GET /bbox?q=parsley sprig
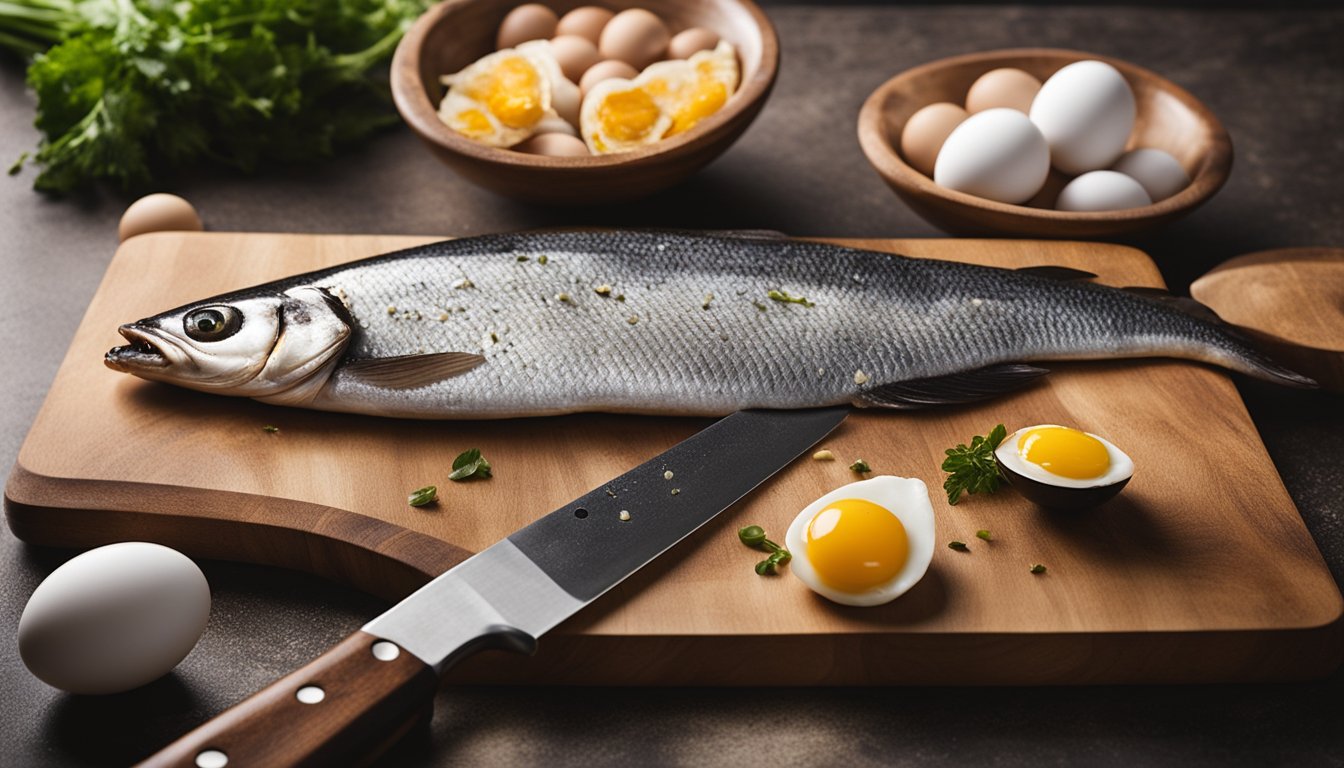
[941,424,1007,506]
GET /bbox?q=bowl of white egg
[858,48,1233,238]
[392,0,778,204]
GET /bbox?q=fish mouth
[105,325,172,371]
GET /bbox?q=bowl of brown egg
[857,48,1233,238]
[392,0,778,204]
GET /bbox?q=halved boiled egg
[784,476,935,607]
[994,424,1134,510]
[580,41,739,155]
[439,40,581,147]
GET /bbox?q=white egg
[1111,148,1191,202]
[580,41,738,155]
[784,476,935,607]
[1029,60,1136,175]
[934,108,1050,204]
[994,425,1134,489]
[438,40,580,147]
[18,542,210,694]
[1056,170,1152,212]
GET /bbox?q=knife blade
[137,407,847,767]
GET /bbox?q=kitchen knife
[137,407,848,767]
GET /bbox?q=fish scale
[106,231,1314,418]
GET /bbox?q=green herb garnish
[537,254,549,265]
[8,152,27,176]
[941,424,1008,506]
[948,541,969,552]
[262,424,279,434]
[1030,563,1047,575]
[449,448,492,481]
[738,525,791,575]
[767,289,815,308]
[408,485,437,507]
[849,459,872,474]
[976,529,992,541]
[3,0,433,194]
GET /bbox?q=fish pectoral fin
[854,364,1050,409]
[1015,265,1098,281]
[341,352,486,389]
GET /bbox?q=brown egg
[555,6,614,44]
[118,194,203,243]
[514,133,591,157]
[550,34,601,83]
[598,8,670,69]
[965,68,1042,114]
[668,27,720,60]
[496,3,558,50]
[898,102,968,178]
[579,59,639,95]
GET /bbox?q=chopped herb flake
[948,541,969,552]
[8,152,27,176]
[449,448,492,481]
[537,254,549,265]
[262,425,279,434]
[739,524,791,575]
[849,459,872,474]
[976,529,992,541]
[752,300,767,312]
[768,289,815,308]
[1030,563,1047,575]
[408,485,438,507]
[555,292,573,304]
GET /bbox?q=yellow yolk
[454,108,493,138]
[1017,426,1111,479]
[667,79,727,137]
[463,56,543,129]
[597,88,662,143]
[805,498,909,593]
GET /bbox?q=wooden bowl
[857,48,1233,238]
[392,0,778,205]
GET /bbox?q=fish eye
[183,306,241,342]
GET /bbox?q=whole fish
[104,230,1312,418]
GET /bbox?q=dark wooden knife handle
[137,631,438,768]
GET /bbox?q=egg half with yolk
[439,40,580,147]
[784,476,935,607]
[580,41,739,155]
[994,424,1134,509]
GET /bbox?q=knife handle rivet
[573,508,589,519]
[195,749,228,768]
[371,641,401,661]
[296,685,325,704]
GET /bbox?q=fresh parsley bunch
[2,0,429,193]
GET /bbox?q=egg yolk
[597,88,662,142]
[464,56,543,129]
[805,499,909,593]
[454,108,493,138]
[667,80,727,137]
[1017,426,1110,479]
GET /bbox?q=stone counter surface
[2,4,1341,766]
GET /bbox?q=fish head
[105,286,352,402]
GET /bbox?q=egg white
[438,40,580,147]
[784,476,935,607]
[994,424,1134,489]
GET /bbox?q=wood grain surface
[6,233,1341,685]
[1191,247,1344,392]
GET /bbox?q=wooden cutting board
[6,233,1341,685]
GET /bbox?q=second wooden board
[7,233,1341,685]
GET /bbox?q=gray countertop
[3,4,1343,766]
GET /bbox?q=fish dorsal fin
[854,364,1050,409]
[342,352,485,389]
[1016,265,1098,281]
[712,229,790,240]
[1121,286,1225,324]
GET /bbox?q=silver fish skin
[104,230,1313,418]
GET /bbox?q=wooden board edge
[4,462,472,603]
[445,624,1344,686]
